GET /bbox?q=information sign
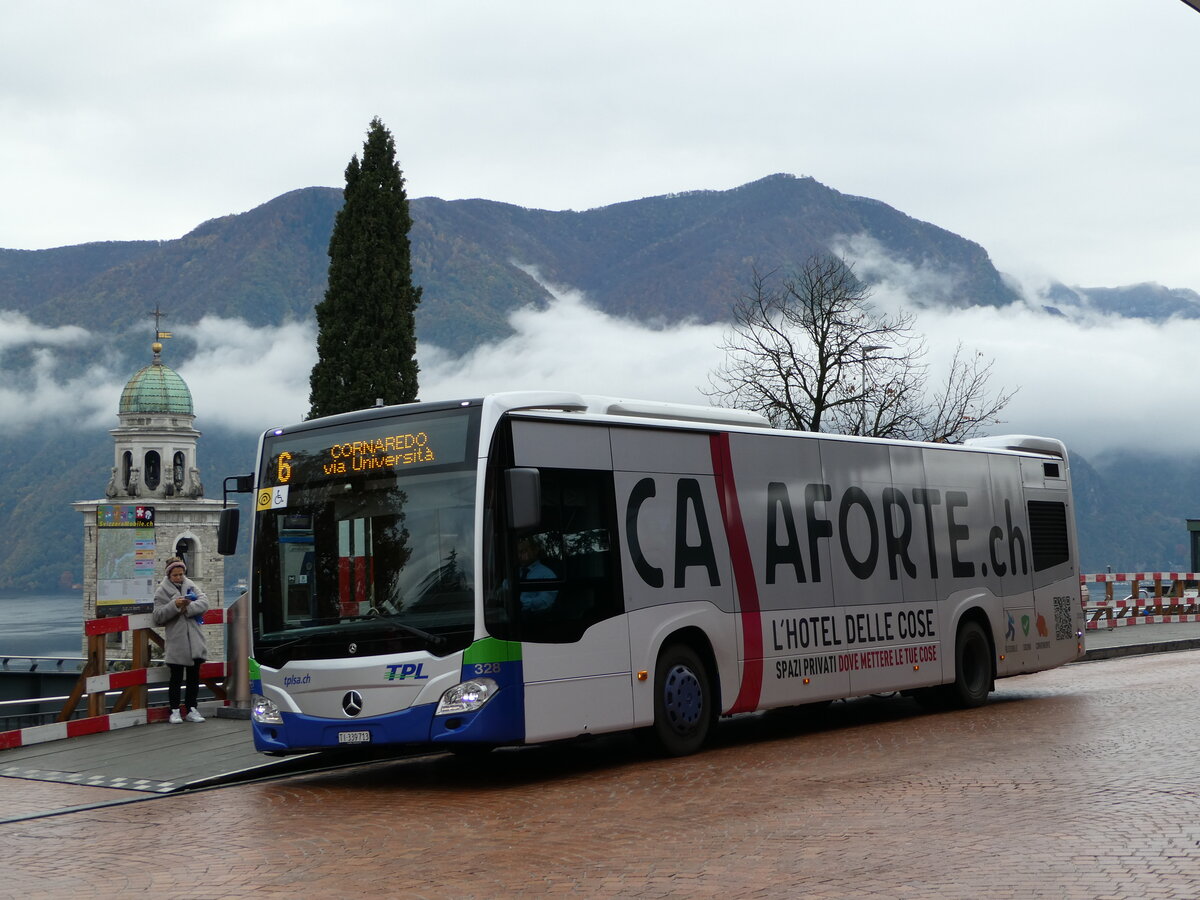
[96,504,157,617]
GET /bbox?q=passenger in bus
[517,537,558,611]
[152,556,210,724]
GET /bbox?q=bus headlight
[251,693,284,725]
[435,678,499,716]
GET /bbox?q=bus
[219,391,1084,757]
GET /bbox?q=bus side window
[519,469,623,643]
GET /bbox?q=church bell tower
[75,315,226,656]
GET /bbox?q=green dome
[119,361,194,415]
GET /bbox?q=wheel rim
[662,663,704,734]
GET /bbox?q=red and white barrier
[1080,572,1200,630]
[84,607,226,636]
[0,606,229,749]
[0,707,172,751]
[1086,613,1200,630]
[84,661,226,695]
[1080,572,1200,583]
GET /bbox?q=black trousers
[168,659,203,710]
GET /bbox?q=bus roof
[481,391,772,430]
[962,434,1067,458]
[275,392,1066,461]
[484,393,1067,459]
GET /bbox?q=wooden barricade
[1080,572,1200,630]
[56,609,228,723]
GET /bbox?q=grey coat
[152,575,210,665]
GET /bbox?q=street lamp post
[858,344,889,435]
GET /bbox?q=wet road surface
[2,647,1199,898]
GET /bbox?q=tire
[945,620,993,709]
[649,644,713,757]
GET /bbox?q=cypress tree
[308,117,421,418]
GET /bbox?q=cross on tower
[150,303,173,341]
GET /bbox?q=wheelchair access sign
[256,485,289,511]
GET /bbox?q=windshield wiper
[377,619,447,650]
[261,634,320,655]
[262,619,446,653]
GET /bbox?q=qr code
[1053,595,1073,640]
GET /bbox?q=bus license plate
[338,730,371,744]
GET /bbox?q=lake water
[0,594,86,658]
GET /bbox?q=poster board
[96,504,156,617]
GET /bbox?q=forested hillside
[0,173,1193,591]
[1,174,1020,357]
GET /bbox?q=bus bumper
[252,683,525,753]
[252,702,437,753]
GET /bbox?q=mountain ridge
[0,173,1195,591]
[2,174,1024,357]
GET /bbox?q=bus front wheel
[648,644,713,757]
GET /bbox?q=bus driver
[516,537,557,611]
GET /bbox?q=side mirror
[218,473,255,556]
[505,467,541,532]
[217,507,240,556]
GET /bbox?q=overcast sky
[4,1,1199,290]
[3,1,1200,459]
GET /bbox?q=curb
[1081,637,1200,662]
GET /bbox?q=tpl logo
[384,663,430,681]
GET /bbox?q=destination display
[262,410,474,492]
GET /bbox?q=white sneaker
[169,709,183,724]
[185,708,206,723]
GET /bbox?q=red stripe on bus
[710,433,763,713]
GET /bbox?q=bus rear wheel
[649,644,713,757]
[946,620,993,708]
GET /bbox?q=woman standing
[152,556,210,724]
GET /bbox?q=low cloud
[179,316,318,431]
[917,303,1199,459]
[0,345,117,431]
[833,233,966,311]
[420,279,725,405]
[0,312,319,435]
[0,312,90,351]
[1,269,1195,460]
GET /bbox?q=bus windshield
[250,406,480,667]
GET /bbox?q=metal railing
[0,684,194,732]
[0,655,86,672]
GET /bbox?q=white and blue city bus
[219,391,1084,757]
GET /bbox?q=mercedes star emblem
[342,691,364,717]
[348,642,358,655]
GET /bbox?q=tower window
[176,538,196,577]
[122,451,133,489]
[145,451,161,491]
[173,452,186,491]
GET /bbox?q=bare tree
[705,255,1015,442]
[911,345,1013,443]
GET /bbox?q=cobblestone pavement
[2,650,1199,899]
